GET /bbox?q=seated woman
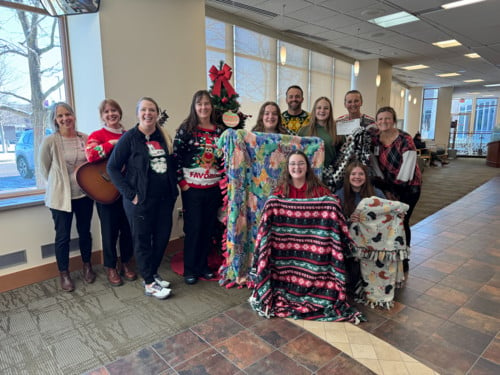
[338,163,408,308]
[273,150,331,198]
[249,150,364,323]
[335,161,385,295]
[413,132,448,166]
[336,161,386,221]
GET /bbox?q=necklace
[61,134,82,168]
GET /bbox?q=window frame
[420,88,439,140]
[0,0,72,206]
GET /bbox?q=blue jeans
[50,196,94,272]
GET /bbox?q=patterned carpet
[0,157,498,374]
[411,157,500,224]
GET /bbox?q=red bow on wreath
[209,63,237,98]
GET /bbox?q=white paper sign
[336,118,361,135]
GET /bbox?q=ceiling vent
[285,30,329,42]
[339,46,372,55]
[208,0,278,18]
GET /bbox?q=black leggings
[394,185,421,272]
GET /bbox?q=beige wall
[355,59,379,117]
[435,87,453,147]
[405,87,424,136]
[390,82,406,120]
[0,0,206,276]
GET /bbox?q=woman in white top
[39,102,95,292]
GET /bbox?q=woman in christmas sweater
[85,99,136,287]
[273,150,332,199]
[107,97,178,300]
[371,106,421,277]
[174,90,224,285]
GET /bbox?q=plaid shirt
[373,130,422,187]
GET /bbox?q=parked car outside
[15,128,52,179]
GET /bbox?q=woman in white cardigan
[39,102,95,292]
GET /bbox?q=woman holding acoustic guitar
[39,102,95,292]
[85,99,136,287]
[107,97,178,300]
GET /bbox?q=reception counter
[486,140,500,167]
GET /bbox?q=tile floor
[86,177,500,375]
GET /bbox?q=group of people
[247,86,421,305]
[40,91,224,299]
[39,85,422,310]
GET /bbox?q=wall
[354,59,379,117]
[376,59,392,109]
[0,0,206,282]
[435,87,453,147]
[405,87,423,136]
[390,82,407,121]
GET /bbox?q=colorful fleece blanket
[350,197,409,308]
[248,196,364,322]
[217,129,324,285]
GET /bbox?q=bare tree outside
[0,0,65,191]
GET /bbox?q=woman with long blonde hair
[298,96,339,190]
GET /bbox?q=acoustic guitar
[76,158,120,204]
[76,109,170,204]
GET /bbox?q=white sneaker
[153,274,171,288]
[144,282,171,300]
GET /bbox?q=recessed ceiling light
[402,64,429,70]
[432,39,462,48]
[464,79,484,83]
[484,83,500,87]
[436,73,461,77]
[369,11,419,28]
[442,0,487,10]
[467,92,481,95]
[464,53,480,58]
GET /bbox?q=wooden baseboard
[0,237,184,293]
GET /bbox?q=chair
[416,148,431,171]
[423,139,449,164]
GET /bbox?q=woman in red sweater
[273,150,331,198]
[85,99,137,286]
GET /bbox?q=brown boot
[106,267,123,286]
[82,262,96,284]
[60,271,75,292]
[121,262,137,281]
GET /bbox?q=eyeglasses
[289,162,306,167]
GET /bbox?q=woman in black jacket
[107,97,178,300]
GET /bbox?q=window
[420,88,438,139]
[474,97,497,146]
[0,0,67,198]
[234,26,275,119]
[277,42,309,110]
[206,17,231,89]
[451,98,472,140]
[310,51,334,105]
[332,60,351,116]
[205,17,349,123]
